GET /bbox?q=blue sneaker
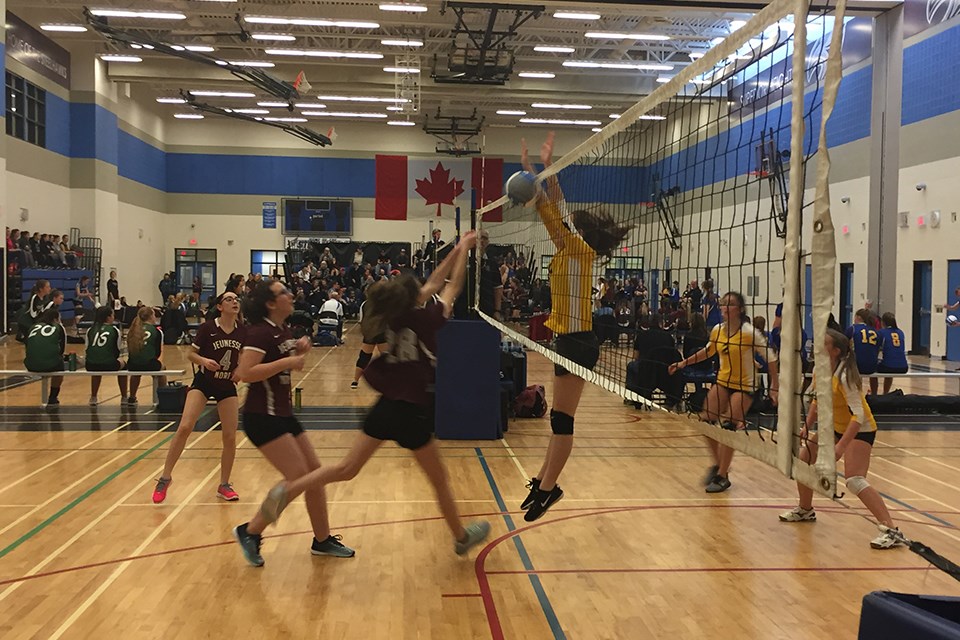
[233,523,264,567]
[455,521,491,555]
[311,534,355,558]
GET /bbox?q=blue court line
[837,472,957,529]
[475,447,566,640]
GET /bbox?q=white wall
[7,173,72,234]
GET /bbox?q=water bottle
[68,353,77,371]
[294,387,302,410]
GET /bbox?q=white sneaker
[779,506,816,522]
[870,526,905,550]
[88,396,98,407]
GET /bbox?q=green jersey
[128,324,163,365]
[24,322,65,372]
[85,323,122,365]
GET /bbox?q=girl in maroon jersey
[152,292,245,504]
[248,232,491,558]
[232,279,353,567]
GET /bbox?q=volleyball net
[475,0,849,497]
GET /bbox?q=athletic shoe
[88,396,98,407]
[311,534,355,558]
[350,381,359,390]
[703,465,719,487]
[870,526,906,550]
[523,485,563,522]
[455,521,492,555]
[778,506,816,522]
[46,398,60,406]
[705,475,732,493]
[520,477,541,510]
[233,523,264,567]
[217,483,240,502]
[720,420,739,431]
[127,396,138,406]
[152,477,172,504]
[258,482,289,524]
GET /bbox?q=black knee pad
[356,350,373,369]
[550,410,574,435]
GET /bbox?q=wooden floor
[1,324,959,639]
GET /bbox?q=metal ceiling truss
[423,107,484,156]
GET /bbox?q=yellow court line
[50,438,250,640]
[0,423,175,539]
[0,421,133,496]
[499,439,531,482]
[0,421,221,606]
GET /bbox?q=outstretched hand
[459,230,478,250]
[539,131,555,167]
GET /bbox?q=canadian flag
[375,155,503,222]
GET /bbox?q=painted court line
[0,421,133,496]
[485,565,937,576]
[499,439,530,481]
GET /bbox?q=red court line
[486,565,934,576]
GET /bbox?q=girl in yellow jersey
[669,292,779,493]
[519,132,632,522]
[779,328,903,549]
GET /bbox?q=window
[252,250,285,277]
[5,72,46,148]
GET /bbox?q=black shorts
[28,362,64,373]
[129,359,162,372]
[86,360,124,372]
[363,331,387,346]
[362,397,433,450]
[834,429,876,446]
[242,413,305,448]
[190,373,238,403]
[554,331,601,376]
[876,363,908,374]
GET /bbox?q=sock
[49,386,60,400]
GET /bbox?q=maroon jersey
[363,302,447,406]
[243,320,297,416]
[193,319,246,389]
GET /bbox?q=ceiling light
[383,66,420,73]
[89,9,186,19]
[591,127,602,132]
[563,60,673,71]
[584,31,671,41]
[264,117,307,123]
[252,33,296,41]
[640,115,667,120]
[656,76,672,83]
[711,37,725,46]
[316,95,407,103]
[609,114,621,119]
[156,97,187,104]
[231,109,270,114]
[380,38,424,47]
[518,72,555,79]
[534,45,576,53]
[100,55,142,62]
[387,120,417,126]
[497,110,526,115]
[553,11,600,20]
[519,118,602,126]
[729,19,747,31]
[245,16,379,28]
[227,61,276,67]
[257,101,288,108]
[379,3,428,12]
[265,49,383,60]
[293,103,330,109]
[189,90,256,97]
[300,111,389,118]
[689,52,705,60]
[174,113,204,119]
[184,45,215,52]
[40,24,87,32]
[531,102,591,110]
[386,105,404,111]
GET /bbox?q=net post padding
[795,0,849,497]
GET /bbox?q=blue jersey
[769,326,810,363]
[878,327,908,369]
[846,323,880,373]
[704,293,722,327]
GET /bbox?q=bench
[0,370,187,406]
[804,371,960,395]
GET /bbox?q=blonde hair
[128,306,155,356]
[826,327,861,390]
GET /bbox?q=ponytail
[91,305,113,335]
[826,327,861,391]
[31,279,49,296]
[128,306,153,356]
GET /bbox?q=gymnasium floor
[0,324,959,639]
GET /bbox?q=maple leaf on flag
[415,162,465,217]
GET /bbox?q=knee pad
[550,410,574,435]
[845,475,870,496]
[356,350,373,369]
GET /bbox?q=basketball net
[293,70,312,96]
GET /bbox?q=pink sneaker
[217,483,240,501]
[152,477,172,504]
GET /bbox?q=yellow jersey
[831,369,877,434]
[537,198,596,335]
[705,322,776,392]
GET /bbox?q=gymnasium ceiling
[8,0,895,145]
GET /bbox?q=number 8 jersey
[193,319,246,390]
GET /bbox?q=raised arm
[419,239,463,304]
[523,133,569,250]
[437,231,478,314]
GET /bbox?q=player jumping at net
[518,132,632,521]
[232,279,354,567]
[669,292,779,493]
[152,292,245,504]
[779,328,904,550]
[250,232,491,556]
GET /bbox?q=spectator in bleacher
[320,246,336,267]
[7,228,27,267]
[127,306,165,406]
[58,234,78,268]
[17,279,51,342]
[107,270,120,307]
[876,312,908,395]
[422,228,444,275]
[396,249,410,269]
[186,293,203,319]
[702,279,721,328]
[353,245,364,266]
[85,306,128,406]
[29,232,42,266]
[318,291,345,344]
[16,229,33,266]
[24,308,66,405]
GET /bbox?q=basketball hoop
[293,71,312,96]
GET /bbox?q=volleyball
[948,314,959,325]
[505,171,538,205]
